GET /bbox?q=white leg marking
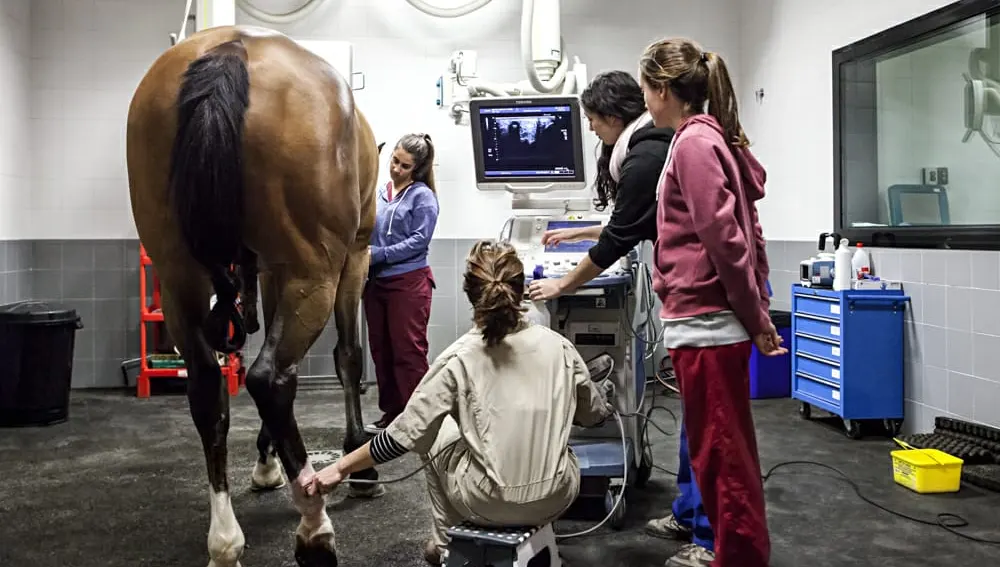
[207,488,245,567]
[251,453,286,490]
[291,461,335,547]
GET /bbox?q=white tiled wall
[28,0,176,240]
[23,0,742,240]
[0,0,30,240]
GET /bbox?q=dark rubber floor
[1,385,999,567]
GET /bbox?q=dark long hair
[580,71,647,210]
[168,39,251,354]
[396,133,437,193]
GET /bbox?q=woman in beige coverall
[308,240,611,565]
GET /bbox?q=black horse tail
[169,39,251,354]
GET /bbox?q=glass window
[837,11,1000,230]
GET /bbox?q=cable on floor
[636,379,1000,545]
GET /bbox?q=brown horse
[127,25,380,567]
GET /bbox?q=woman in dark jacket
[526,71,716,563]
[528,70,672,297]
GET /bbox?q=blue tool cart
[790,284,909,439]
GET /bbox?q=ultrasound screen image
[476,104,577,178]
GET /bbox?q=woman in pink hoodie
[638,38,786,567]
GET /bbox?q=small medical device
[469,96,587,194]
[799,256,836,288]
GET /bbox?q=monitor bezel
[469,95,588,191]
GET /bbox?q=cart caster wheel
[883,418,904,436]
[798,402,812,420]
[604,486,626,530]
[635,453,653,489]
[844,419,862,439]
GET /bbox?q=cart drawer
[795,333,842,364]
[794,372,842,409]
[794,314,842,343]
[793,293,843,320]
[794,354,842,384]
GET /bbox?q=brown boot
[423,539,443,565]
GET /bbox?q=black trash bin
[0,301,83,427]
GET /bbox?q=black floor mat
[897,417,1000,493]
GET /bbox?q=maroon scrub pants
[669,341,770,567]
[363,266,434,422]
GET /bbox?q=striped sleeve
[370,430,410,464]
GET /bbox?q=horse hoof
[294,532,338,567]
[347,483,386,499]
[250,456,286,491]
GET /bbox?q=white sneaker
[665,543,715,567]
[645,513,693,541]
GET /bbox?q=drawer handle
[793,293,837,303]
[795,371,840,389]
[795,312,840,324]
[794,331,840,345]
[797,351,840,366]
[847,296,912,310]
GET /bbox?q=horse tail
[169,39,251,353]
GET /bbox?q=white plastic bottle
[852,243,871,279]
[833,238,853,291]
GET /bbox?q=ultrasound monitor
[470,96,587,192]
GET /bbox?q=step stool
[445,522,561,567]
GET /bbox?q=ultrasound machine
[468,95,656,528]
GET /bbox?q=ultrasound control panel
[507,216,625,279]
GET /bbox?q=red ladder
[137,244,245,398]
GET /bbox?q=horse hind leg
[161,275,245,567]
[244,270,339,566]
[333,246,383,498]
[250,269,286,491]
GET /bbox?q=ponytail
[418,133,437,193]
[463,240,526,347]
[704,53,750,147]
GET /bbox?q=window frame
[833,0,1000,250]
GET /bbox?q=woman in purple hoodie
[364,133,440,435]
[638,38,786,567]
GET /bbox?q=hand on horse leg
[291,460,337,567]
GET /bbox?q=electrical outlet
[937,167,949,185]
[922,167,938,185]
